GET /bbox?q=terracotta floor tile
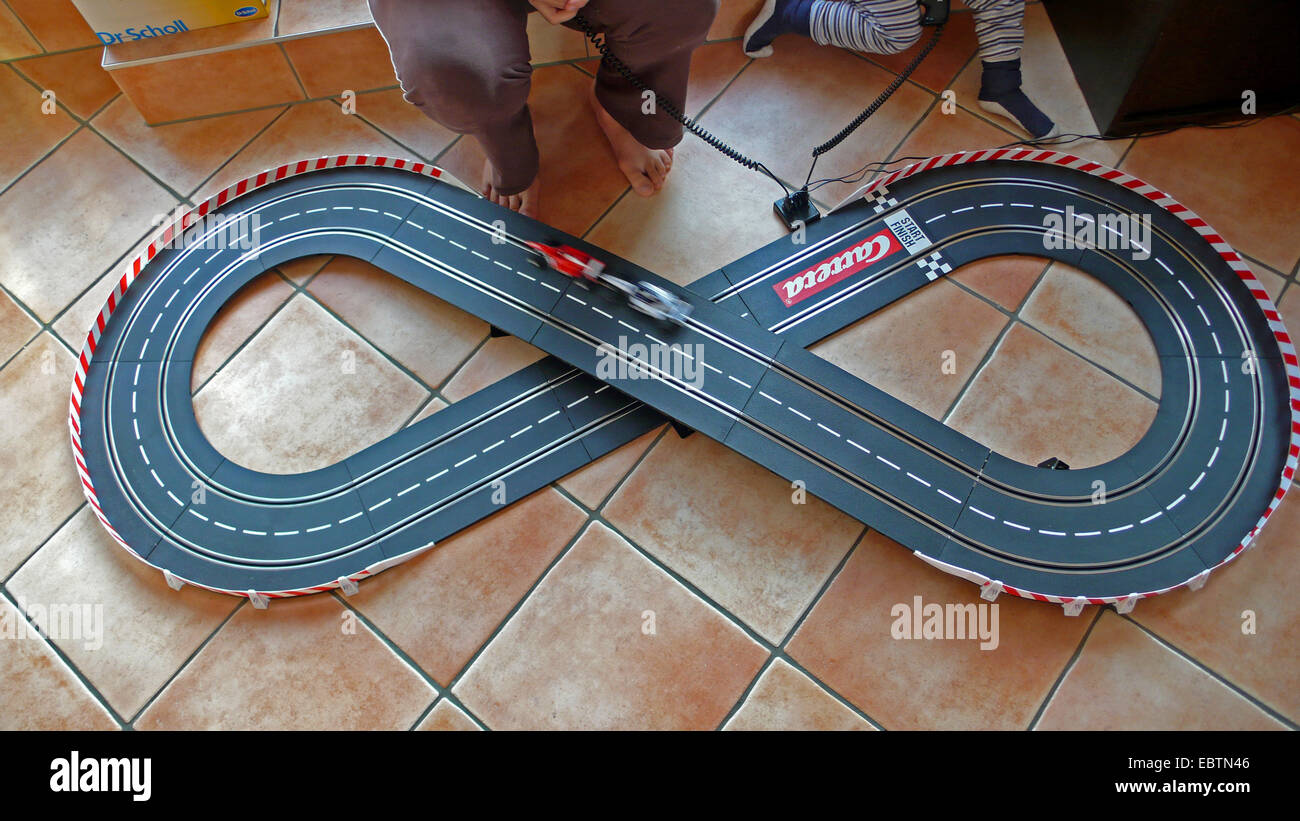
[949,253,1048,311]
[277,0,372,36]
[1120,116,1300,274]
[1129,482,1300,723]
[891,104,1015,167]
[134,594,435,730]
[348,88,457,162]
[191,272,295,389]
[809,279,1010,419]
[723,658,872,731]
[1035,613,1282,730]
[416,699,480,730]
[528,13,587,63]
[193,100,412,202]
[0,334,85,578]
[944,322,1156,468]
[193,295,427,474]
[700,35,934,207]
[408,396,448,424]
[603,432,863,641]
[12,47,118,119]
[283,26,396,98]
[5,0,93,52]
[0,65,77,192]
[52,223,181,351]
[787,530,1091,729]
[7,508,240,718]
[1020,261,1160,396]
[0,128,175,322]
[867,8,979,94]
[436,64,629,237]
[348,489,586,684]
[708,0,763,41]
[685,41,751,117]
[111,43,301,124]
[0,289,39,364]
[92,96,282,197]
[440,335,545,402]
[308,255,488,388]
[584,134,789,283]
[0,598,117,730]
[559,425,665,509]
[949,4,1128,166]
[276,254,332,284]
[0,2,38,58]
[454,521,768,729]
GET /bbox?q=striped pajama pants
[810,0,1025,62]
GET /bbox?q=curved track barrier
[69,151,1298,613]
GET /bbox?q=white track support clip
[1187,569,1211,592]
[163,569,185,591]
[1062,596,1088,617]
[1115,593,1141,615]
[337,576,359,596]
[980,580,1002,602]
[247,590,270,609]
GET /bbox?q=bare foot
[481,158,540,218]
[589,85,673,197]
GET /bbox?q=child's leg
[745,0,921,58]
[368,0,539,199]
[965,0,1056,138]
[577,0,718,195]
[582,0,719,151]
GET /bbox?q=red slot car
[524,241,606,281]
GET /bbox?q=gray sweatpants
[368,0,719,195]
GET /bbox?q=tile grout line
[1024,605,1104,729]
[1,502,87,590]
[124,599,248,727]
[713,525,884,730]
[1118,613,1299,730]
[326,589,493,731]
[426,425,679,726]
[938,259,1054,422]
[548,474,884,729]
[0,582,130,729]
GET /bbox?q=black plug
[774,188,820,231]
[920,0,949,26]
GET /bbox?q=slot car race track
[68,150,1299,612]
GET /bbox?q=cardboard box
[71,1,269,46]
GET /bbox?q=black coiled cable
[803,22,944,186]
[572,13,790,195]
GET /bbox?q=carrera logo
[773,229,903,307]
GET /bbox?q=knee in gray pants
[396,52,533,135]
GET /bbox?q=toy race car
[524,241,606,282]
[525,241,692,325]
[628,281,693,324]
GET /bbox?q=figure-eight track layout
[69,150,1299,614]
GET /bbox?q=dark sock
[978,59,1055,139]
[745,0,815,53]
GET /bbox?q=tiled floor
[1,0,1297,730]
